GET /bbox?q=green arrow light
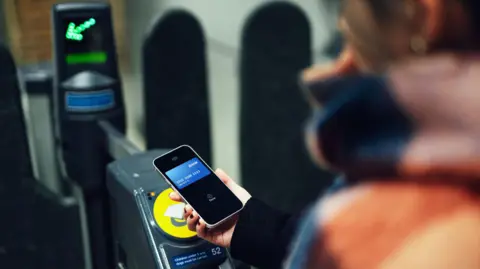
[65,18,96,41]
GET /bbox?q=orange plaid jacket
[285,54,480,269]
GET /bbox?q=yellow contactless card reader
[152,188,197,239]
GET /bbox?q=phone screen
[153,146,243,226]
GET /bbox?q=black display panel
[63,15,108,65]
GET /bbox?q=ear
[301,47,358,84]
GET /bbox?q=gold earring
[410,36,427,54]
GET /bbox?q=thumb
[169,191,183,202]
[215,168,233,184]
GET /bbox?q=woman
[171,0,480,268]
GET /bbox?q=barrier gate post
[51,3,125,268]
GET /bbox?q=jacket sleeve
[229,198,306,269]
[229,177,347,268]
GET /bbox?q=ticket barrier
[106,149,235,269]
[51,2,241,268]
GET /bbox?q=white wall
[123,0,339,182]
[156,0,337,52]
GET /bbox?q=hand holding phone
[153,145,247,229]
[169,168,252,248]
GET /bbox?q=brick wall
[3,0,128,68]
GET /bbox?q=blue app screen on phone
[165,157,211,189]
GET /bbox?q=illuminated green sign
[65,18,96,41]
[66,52,107,64]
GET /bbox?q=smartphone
[153,145,244,228]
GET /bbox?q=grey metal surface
[19,63,63,196]
[107,150,168,195]
[61,71,116,89]
[99,120,143,160]
[24,95,62,194]
[107,150,165,269]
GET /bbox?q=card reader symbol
[206,194,216,202]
